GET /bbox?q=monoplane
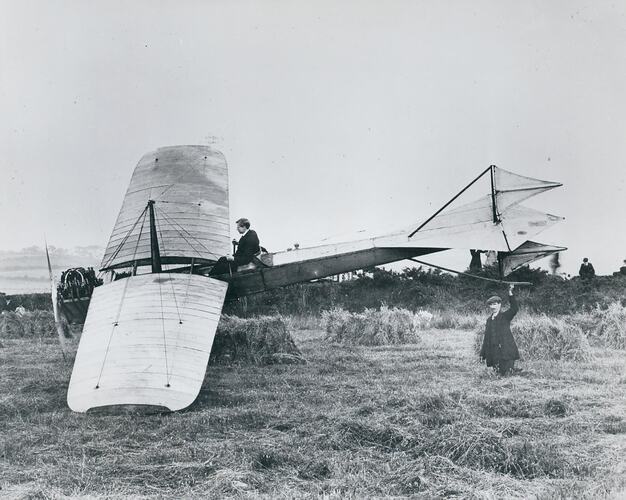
[66,145,565,412]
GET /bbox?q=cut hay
[431,311,481,330]
[322,306,420,345]
[593,302,626,349]
[567,310,602,335]
[333,417,593,480]
[514,316,591,361]
[210,315,305,365]
[414,310,434,329]
[283,314,322,331]
[475,314,591,361]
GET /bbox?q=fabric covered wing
[406,196,563,251]
[67,273,228,412]
[494,167,562,211]
[500,241,567,276]
[101,146,229,270]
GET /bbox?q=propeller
[45,239,69,360]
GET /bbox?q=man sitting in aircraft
[210,218,261,276]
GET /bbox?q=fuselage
[209,231,446,296]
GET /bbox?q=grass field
[1,323,625,499]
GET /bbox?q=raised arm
[501,284,519,320]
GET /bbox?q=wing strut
[101,204,150,271]
[406,258,532,286]
[490,164,499,223]
[148,200,162,273]
[409,165,493,238]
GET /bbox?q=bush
[0,293,52,313]
[210,315,305,365]
[0,311,56,338]
[322,306,420,345]
[9,270,626,318]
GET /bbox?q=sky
[1,0,625,282]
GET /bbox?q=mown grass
[1,322,626,498]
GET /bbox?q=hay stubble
[0,316,625,498]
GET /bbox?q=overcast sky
[1,0,625,277]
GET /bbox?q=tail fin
[499,241,567,276]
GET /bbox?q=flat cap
[486,295,502,305]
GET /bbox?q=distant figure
[548,252,561,276]
[620,260,626,276]
[479,284,519,376]
[484,250,498,267]
[469,250,483,272]
[210,218,260,276]
[579,258,596,280]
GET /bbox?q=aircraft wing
[403,196,563,252]
[68,259,228,412]
[100,145,229,271]
[370,166,566,274]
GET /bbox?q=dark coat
[579,262,595,279]
[234,229,260,266]
[480,295,519,366]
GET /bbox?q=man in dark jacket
[479,284,519,375]
[209,218,260,276]
[231,218,260,267]
[579,258,595,280]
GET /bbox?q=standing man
[579,258,596,280]
[210,218,260,276]
[479,284,520,376]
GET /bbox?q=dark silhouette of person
[579,258,595,280]
[619,260,626,276]
[469,249,483,271]
[480,284,519,375]
[210,218,260,276]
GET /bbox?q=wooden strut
[408,165,493,238]
[490,165,512,255]
[490,164,499,223]
[406,257,533,286]
[148,200,162,273]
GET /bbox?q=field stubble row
[0,309,625,498]
[4,301,625,354]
